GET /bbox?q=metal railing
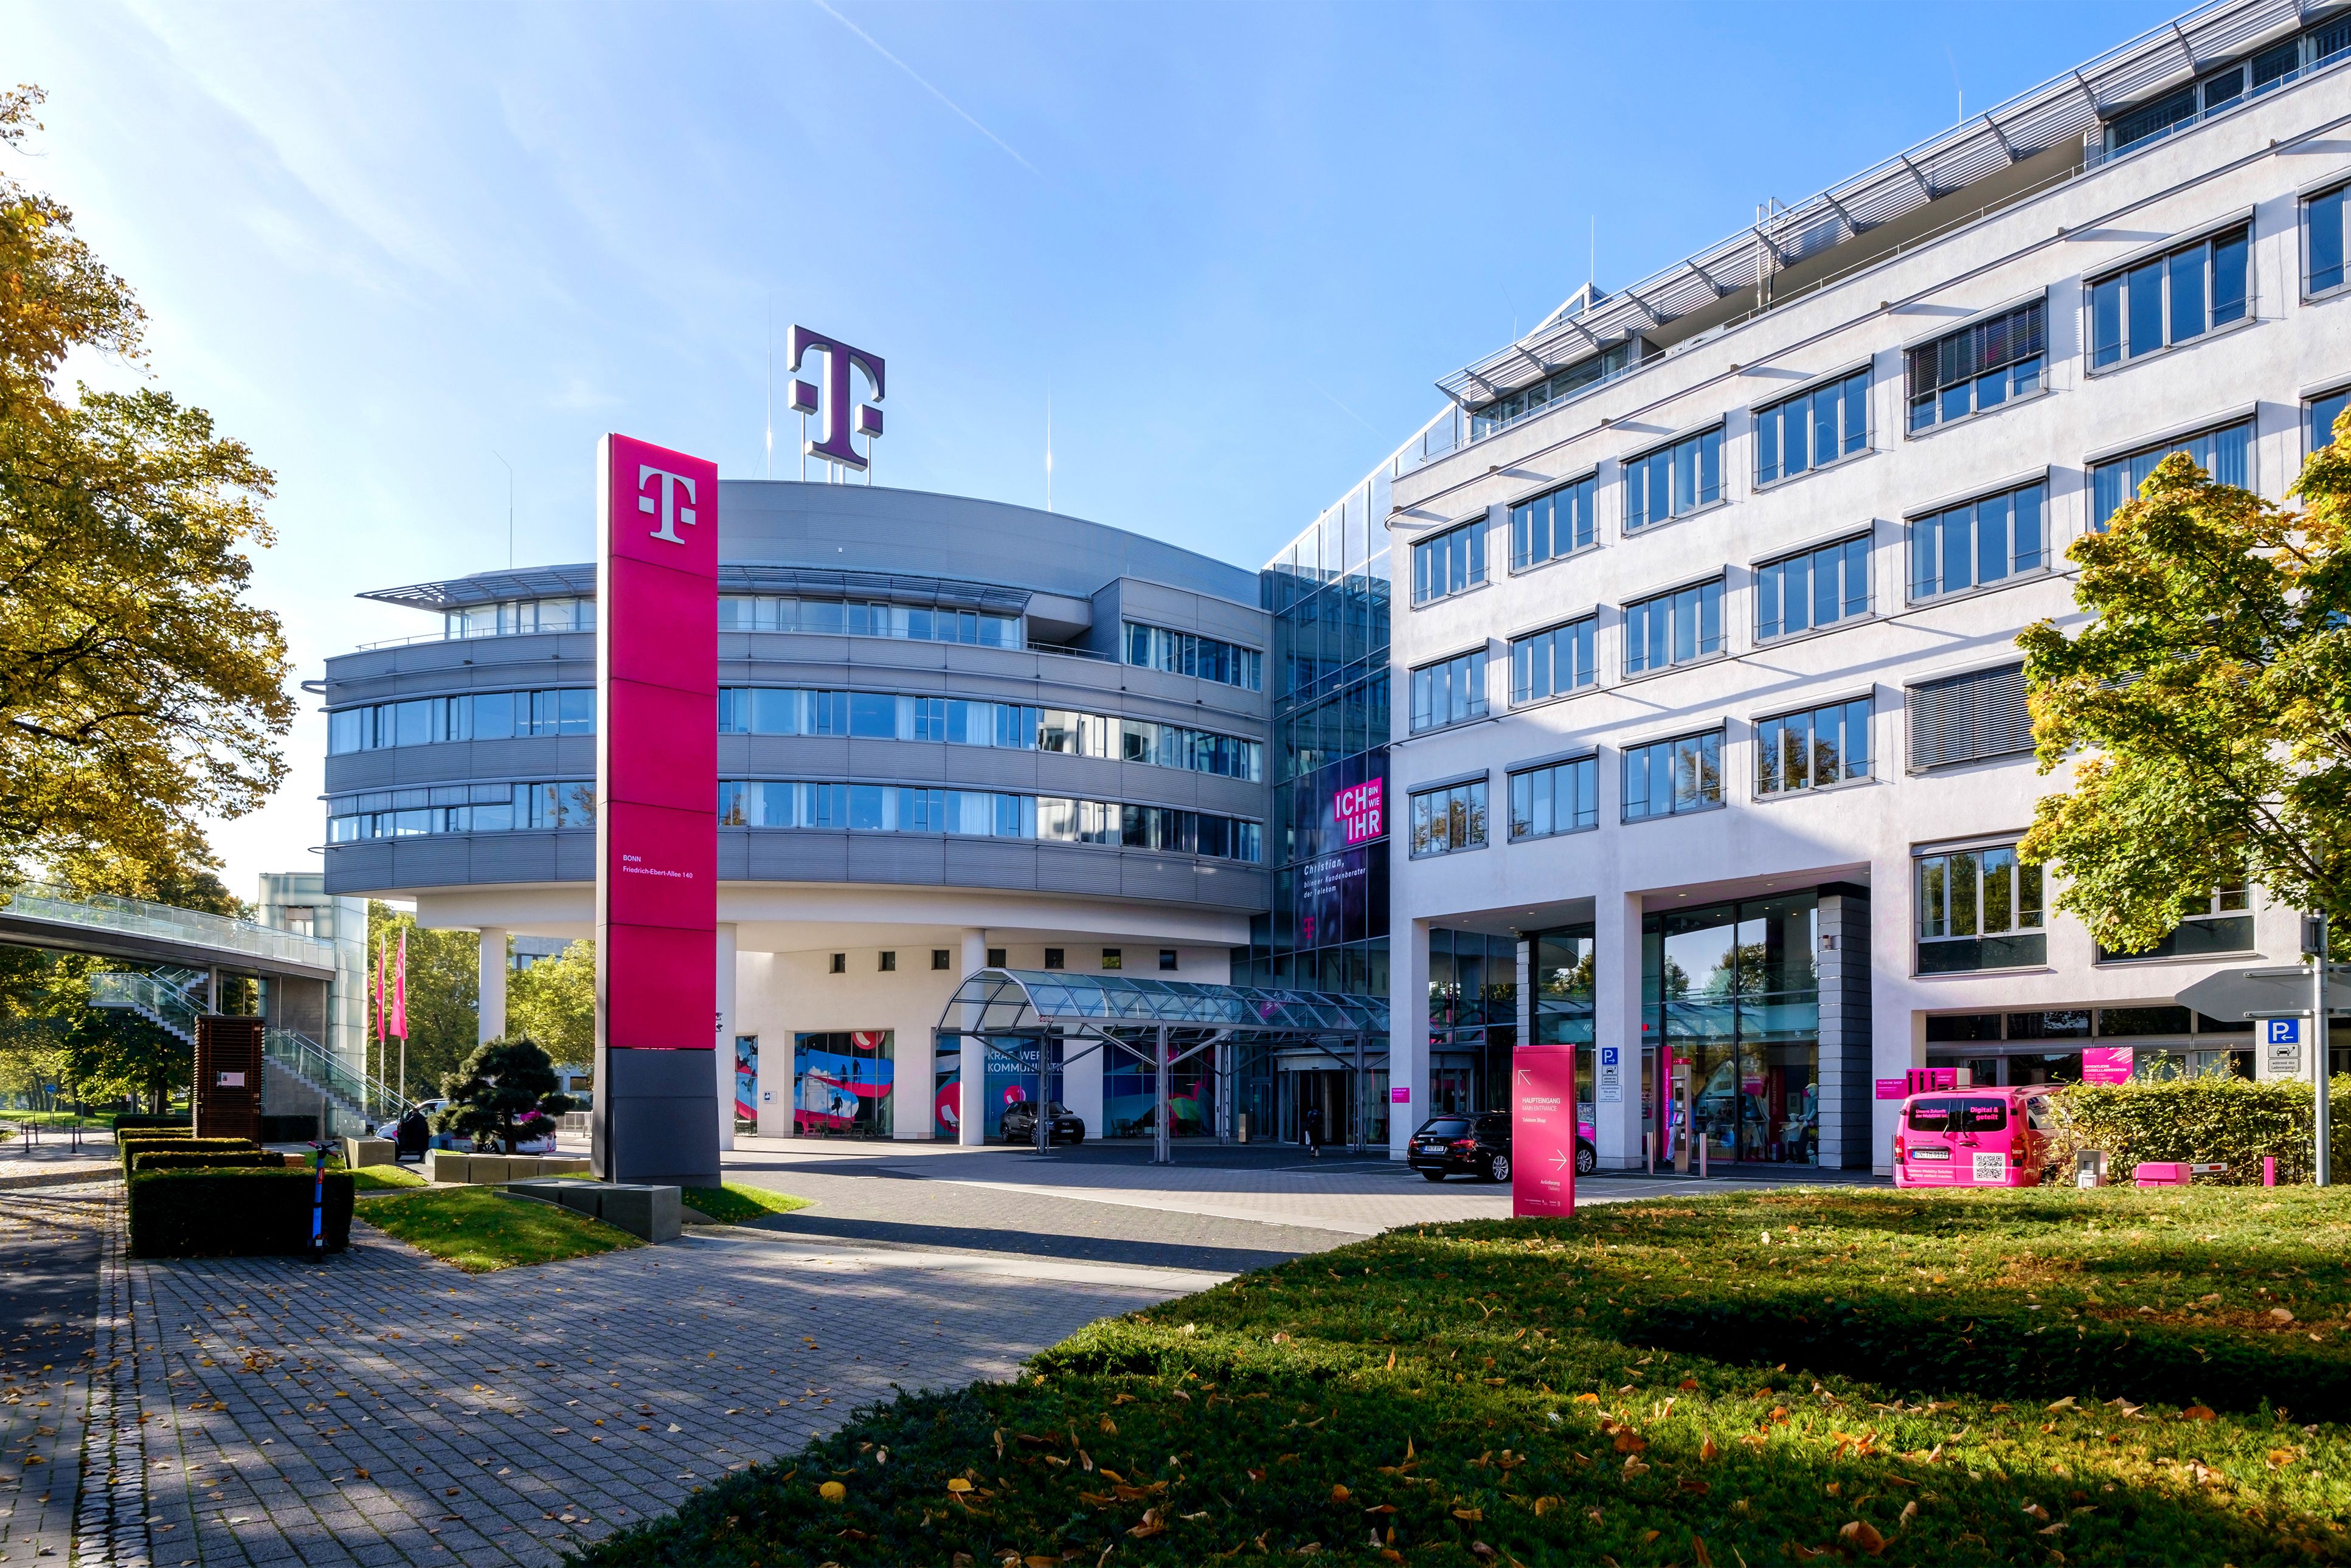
[4,882,339,970]
[88,970,203,1043]
[263,1027,415,1129]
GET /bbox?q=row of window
[2103,13,2350,159]
[328,689,592,754]
[716,688,1261,781]
[442,598,595,640]
[1408,664,2032,857]
[716,781,1262,862]
[719,595,1025,648]
[328,782,594,841]
[1420,184,2351,609]
[1122,621,1264,691]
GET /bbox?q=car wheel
[1419,1169,1447,1183]
[1486,1153,1512,1184]
[1575,1141,1598,1177]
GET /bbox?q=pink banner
[1334,778,1383,846]
[1511,1044,1578,1219]
[596,434,718,1051]
[2082,1046,2133,1085]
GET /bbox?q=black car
[1408,1113,1598,1183]
[1002,1100,1085,1146]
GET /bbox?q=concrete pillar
[477,928,508,1045]
[715,923,738,1152]
[1593,890,1646,1169]
[1065,1029,1104,1138]
[958,929,988,1146]
[1387,917,1430,1161]
[1815,890,1874,1171]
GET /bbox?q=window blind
[1906,300,2045,402]
[1907,664,2032,770]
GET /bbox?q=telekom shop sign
[593,434,721,1184]
[1334,778,1383,846]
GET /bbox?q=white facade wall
[1386,71,2351,1171]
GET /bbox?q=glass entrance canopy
[937,969,1387,1037]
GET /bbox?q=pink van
[1893,1088,2052,1188]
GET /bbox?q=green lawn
[575,1187,2351,1567]
[356,1184,639,1272]
[344,1164,429,1193]
[680,1183,812,1224]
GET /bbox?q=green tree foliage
[2018,420,2351,954]
[65,1002,187,1114]
[0,86,292,901]
[506,938,594,1068]
[435,1037,575,1154]
[365,902,479,1097]
[0,943,82,1109]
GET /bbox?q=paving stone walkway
[0,1186,106,1568]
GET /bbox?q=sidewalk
[0,1125,119,1190]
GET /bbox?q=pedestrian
[1303,1101,1322,1159]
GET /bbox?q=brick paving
[0,1184,108,1568]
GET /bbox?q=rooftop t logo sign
[786,325,885,471]
[637,466,699,544]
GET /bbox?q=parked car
[1409,1113,1598,1183]
[1001,1100,1085,1146]
[1892,1088,2053,1188]
[375,1099,446,1139]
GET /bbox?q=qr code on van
[1972,1152,2008,1183]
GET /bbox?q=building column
[750,953,794,1139]
[1065,1029,1104,1140]
[1387,917,1430,1161]
[477,928,508,1045]
[1814,891,1874,1171]
[1593,890,1646,1170]
[958,929,988,1147]
[715,923,738,1152]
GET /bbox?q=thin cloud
[806,0,1040,177]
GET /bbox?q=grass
[344,1164,429,1193]
[680,1183,813,1224]
[356,1184,639,1273]
[574,1187,2351,1568]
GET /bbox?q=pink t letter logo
[637,466,698,544]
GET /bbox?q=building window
[1908,480,2046,600]
[719,595,1023,648]
[1408,649,1488,733]
[1622,730,1722,822]
[1044,947,1065,970]
[1411,519,1487,605]
[1509,618,1596,705]
[878,951,898,972]
[1756,533,1870,641]
[987,947,1006,968]
[1905,299,2045,433]
[2099,882,2256,962]
[2103,19,2351,161]
[2311,181,2349,297]
[1101,948,1123,970]
[2090,420,2252,529]
[1509,477,1596,571]
[717,781,1260,863]
[1469,339,1646,440]
[441,596,596,640]
[2089,225,2251,371]
[1159,949,1179,972]
[1917,844,2045,973]
[1756,697,1872,795]
[1409,778,1489,858]
[1622,578,1723,675]
[326,688,594,755]
[931,949,952,970]
[1508,756,1598,840]
[2311,387,2350,456]
[1907,664,2031,772]
[325,780,590,842]
[829,953,847,974]
[1121,622,1263,691]
[1756,368,1869,485]
[1623,427,1722,530]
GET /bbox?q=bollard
[2263,1155,2277,1188]
[1644,1130,1653,1176]
[1698,1134,1708,1179]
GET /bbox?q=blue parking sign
[2266,1017,2302,1046]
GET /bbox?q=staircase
[88,967,204,1043]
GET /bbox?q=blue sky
[11,0,2174,894]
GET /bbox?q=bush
[129,1150,287,1173]
[111,1113,191,1133]
[2041,1072,2351,1184]
[126,1169,354,1259]
[118,1135,252,1173]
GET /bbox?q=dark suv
[1408,1113,1512,1183]
[1002,1100,1085,1146]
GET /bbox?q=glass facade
[1428,928,1520,1118]
[1645,894,1821,1164]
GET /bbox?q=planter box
[426,1150,473,1184]
[507,1178,679,1242]
[427,1151,590,1186]
[342,1138,394,1169]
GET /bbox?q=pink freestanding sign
[592,433,721,1186]
[1511,1043,1578,1219]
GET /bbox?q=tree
[435,1037,575,1154]
[2017,422,2351,955]
[365,902,480,1097]
[0,944,84,1110]
[0,86,293,900]
[65,1003,187,1114]
[507,939,594,1068]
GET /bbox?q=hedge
[2040,1072,2351,1184]
[118,1135,252,1174]
[125,1169,355,1258]
[128,1150,288,1173]
[111,1113,191,1133]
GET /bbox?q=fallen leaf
[1613,1431,1646,1454]
[1899,1501,1917,1529]
[1679,1479,1710,1496]
[819,1481,846,1503]
[1700,1437,1718,1462]
[2270,1308,2294,1324]
[1691,1535,1714,1568]
[2022,1503,2051,1522]
[1452,1507,1483,1522]
[2181,1406,2216,1422]
[947,1479,972,1494]
[2046,1397,2077,1412]
[1679,1379,1700,1391]
[1573,1392,1599,1404]
[1331,1484,1350,1504]
[1839,1519,1887,1556]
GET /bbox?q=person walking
[1302,1100,1323,1159]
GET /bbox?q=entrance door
[1284,1068,1348,1148]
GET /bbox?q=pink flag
[392,930,410,1039]
[375,936,387,1044]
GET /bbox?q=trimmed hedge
[2042,1072,2351,1184]
[118,1134,252,1173]
[126,1169,354,1258]
[111,1113,191,1133]
[129,1150,287,1173]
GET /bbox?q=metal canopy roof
[1436,0,2333,409]
[938,969,1387,1037]
[360,564,1033,614]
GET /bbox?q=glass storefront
[931,1032,1061,1141]
[1643,895,1820,1164]
[795,1030,895,1138]
[1532,926,1596,1136]
[1428,928,1518,1117]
